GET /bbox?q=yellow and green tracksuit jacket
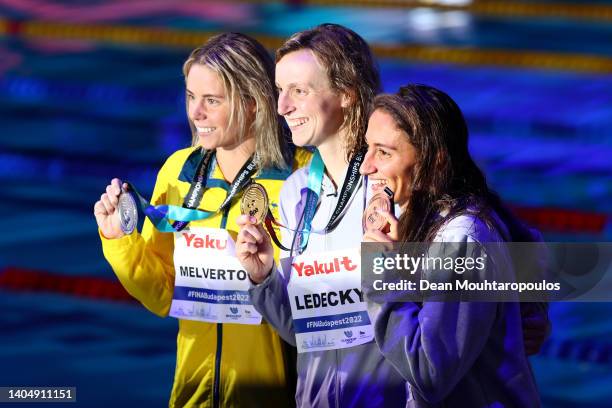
[101,146,311,407]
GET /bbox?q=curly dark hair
[372,84,531,242]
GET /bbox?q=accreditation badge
[169,227,262,324]
[285,248,374,353]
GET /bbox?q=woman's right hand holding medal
[362,189,398,243]
[362,209,399,243]
[94,178,127,239]
[236,215,274,284]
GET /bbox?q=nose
[359,148,376,176]
[190,98,206,121]
[277,90,294,116]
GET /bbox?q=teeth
[372,180,387,185]
[287,118,309,127]
[196,126,216,133]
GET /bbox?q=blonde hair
[183,33,291,169]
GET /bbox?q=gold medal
[362,192,392,232]
[241,183,269,224]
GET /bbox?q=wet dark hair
[277,23,381,160]
[372,84,531,242]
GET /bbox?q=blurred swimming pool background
[1,1,611,406]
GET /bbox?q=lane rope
[1,18,611,73]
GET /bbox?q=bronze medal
[118,190,138,235]
[241,183,269,224]
[362,192,392,232]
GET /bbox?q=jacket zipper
[335,349,340,408]
[213,323,223,408]
[213,206,231,408]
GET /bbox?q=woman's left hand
[362,209,400,243]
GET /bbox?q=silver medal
[118,191,138,235]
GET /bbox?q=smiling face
[275,49,348,149]
[186,64,239,151]
[360,109,419,207]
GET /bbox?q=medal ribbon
[295,149,325,252]
[126,148,258,232]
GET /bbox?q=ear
[433,149,447,173]
[247,97,257,115]
[340,90,355,109]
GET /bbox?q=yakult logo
[292,256,357,277]
[183,232,227,250]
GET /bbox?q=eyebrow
[186,89,224,98]
[276,82,312,89]
[372,142,398,150]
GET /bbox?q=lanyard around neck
[291,149,365,254]
[127,148,258,233]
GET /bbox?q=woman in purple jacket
[361,84,541,407]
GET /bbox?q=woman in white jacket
[236,24,548,408]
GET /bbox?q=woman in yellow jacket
[94,33,309,407]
